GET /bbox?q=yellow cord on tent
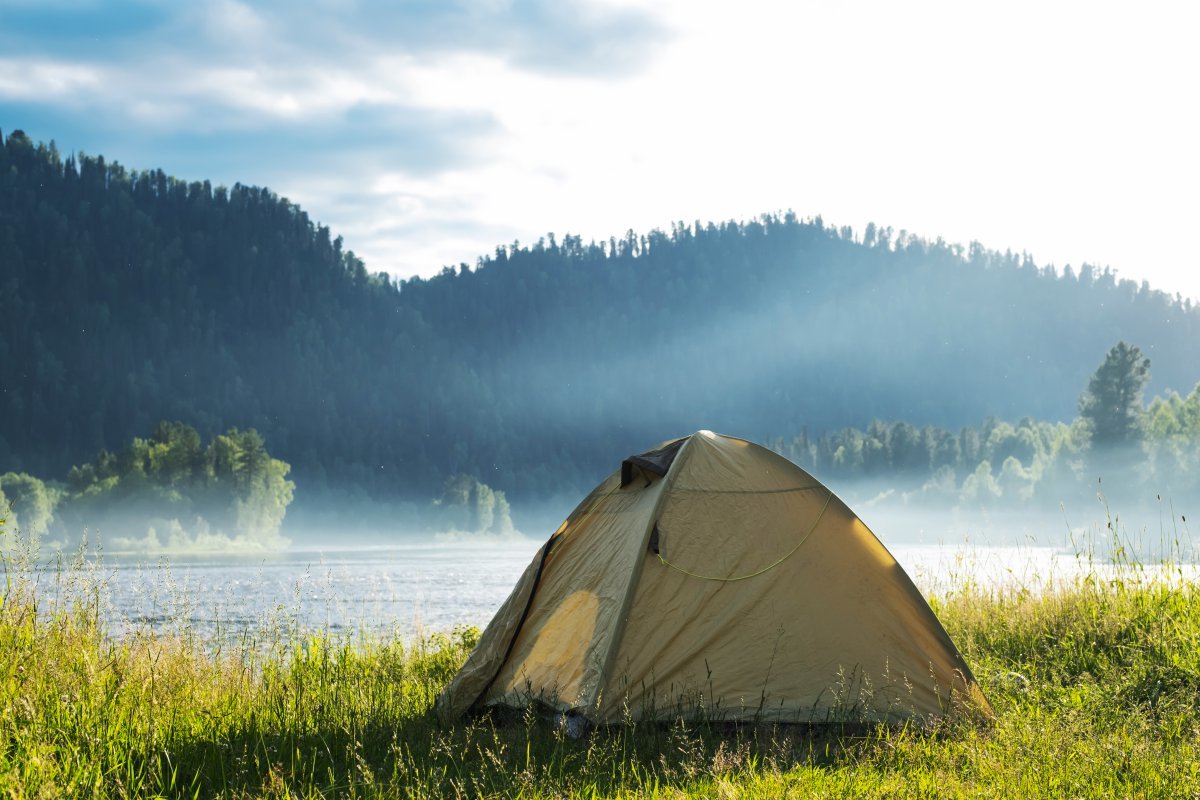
[655,490,833,581]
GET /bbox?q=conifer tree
[1078,342,1151,448]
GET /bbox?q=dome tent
[438,431,991,725]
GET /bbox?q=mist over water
[823,472,1198,550]
[28,437,1197,644]
[62,486,1196,643]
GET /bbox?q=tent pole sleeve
[593,435,696,714]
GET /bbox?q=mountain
[2,129,1198,509]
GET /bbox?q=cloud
[0,59,102,100]
[0,0,665,76]
[0,0,667,158]
[199,0,667,76]
[2,95,499,199]
[0,0,670,276]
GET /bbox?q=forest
[771,341,1200,518]
[2,129,1199,539]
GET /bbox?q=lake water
[86,540,544,641]
[28,537,1196,642]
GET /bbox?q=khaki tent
[438,431,991,725]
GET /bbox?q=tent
[438,431,992,725]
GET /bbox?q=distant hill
[2,129,1198,506]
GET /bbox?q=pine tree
[1078,342,1151,448]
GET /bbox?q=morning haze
[0,131,1197,555]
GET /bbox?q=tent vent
[621,438,686,487]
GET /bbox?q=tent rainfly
[437,431,992,725]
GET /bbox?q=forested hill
[2,129,1198,505]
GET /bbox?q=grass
[1,518,1199,798]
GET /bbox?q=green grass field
[2,522,1198,798]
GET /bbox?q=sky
[2,0,1198,300]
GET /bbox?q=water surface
[41,537,1192,641]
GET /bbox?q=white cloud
[0,59,101,99]
[203,0,270,46]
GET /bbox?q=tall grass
[1,512,1198,798]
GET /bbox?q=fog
[273,472,1197,569]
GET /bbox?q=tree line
[770,342,1199,512]
[3,129,1200,510]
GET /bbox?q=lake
[35,535,1188,643]
[82,540,542,641]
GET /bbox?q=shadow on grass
[147,708,910,797]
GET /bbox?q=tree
[147,421,203,486]
[1078,342,1151,448]
[430,474,514,536]
[54,422,294,547]
[0,473,54,537]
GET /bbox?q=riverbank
[1,539,1197,797]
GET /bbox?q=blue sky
[2,0,1198,300]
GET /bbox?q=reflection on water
[38,537,1198,642]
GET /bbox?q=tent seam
[591,434,697,716]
